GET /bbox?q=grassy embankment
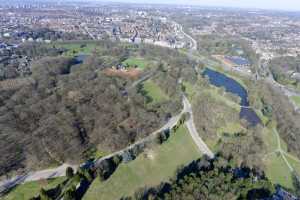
[217,122,245,137]
[184,77,300,190]
[183,81,242,151]
[3,177,66,200]
[122,58,148,70]
[83,125,201,200]
[183,81,241,112]
[143,80,169,105]
[262,124,300,190]
[291,96,300,107]
[51,41,99,56]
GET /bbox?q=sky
[96,0,300,11]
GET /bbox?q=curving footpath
[0,164,77,194]
[0,21,210,194]
[0,95,213,194]
[182,95,214,158]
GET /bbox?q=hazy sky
[98,0,300,11]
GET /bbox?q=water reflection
[203,68,261,126]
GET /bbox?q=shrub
[40,188,52,200]
[64,185,76,200]
[66,167,74,179]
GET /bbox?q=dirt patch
[144,149,156,160]
[103,68,141,80]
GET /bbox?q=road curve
[183,95,214,158]
[0,22,209,194]
[0,95,214,194]
[0,164,76,194]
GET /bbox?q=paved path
[0,164,76,194]
[182,96,214,158]
[94,110,182,167]
[0,21,211,194]
[0,94,213,194]
[95,95,214,167]
[0,111,181,194]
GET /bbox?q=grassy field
[203,87,241,112]
[217,122,245,136]
[261,128,278,153]
[83,125,201,200]
[262,125,300,190]
[264,153,294,190]
[291,96,300,107]
[122,58,148,70]
[183,82,197,101]
[286,154,300,174]
[143,80,169,104]
[52,42,99,56]
[254,109,270,125]
[3,177,66,200]
[262,128,293,189]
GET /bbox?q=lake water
[203,68,261,126]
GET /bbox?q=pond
[203,68,261,126]
[74,54,88,64]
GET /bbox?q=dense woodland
[124,154,275,200]
[0,41,196,177]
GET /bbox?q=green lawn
[204,87,241,112]
[217,122,245,136]
[143,80,169,104]
[262,125,300,190]
[255,109,270,125]
[83,125,201,200]
[3,177,66,200]
[183,82,197,101]
[261,127,278,153]
[286,154,300,175]
[52,42,99,56]
[264,153,294,190]
[122,58,148,70]
[291,96,300,107]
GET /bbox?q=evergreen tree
[66,167,74,179]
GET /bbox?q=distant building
[3,33,10,38]
[225,56,251,68]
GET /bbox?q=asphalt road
[182,95,214,158]
[0,95,214,194]
[0,22,212,194]
[0,164,76,194]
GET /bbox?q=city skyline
[94,0,300,11]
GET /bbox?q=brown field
[103,68,141,80]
